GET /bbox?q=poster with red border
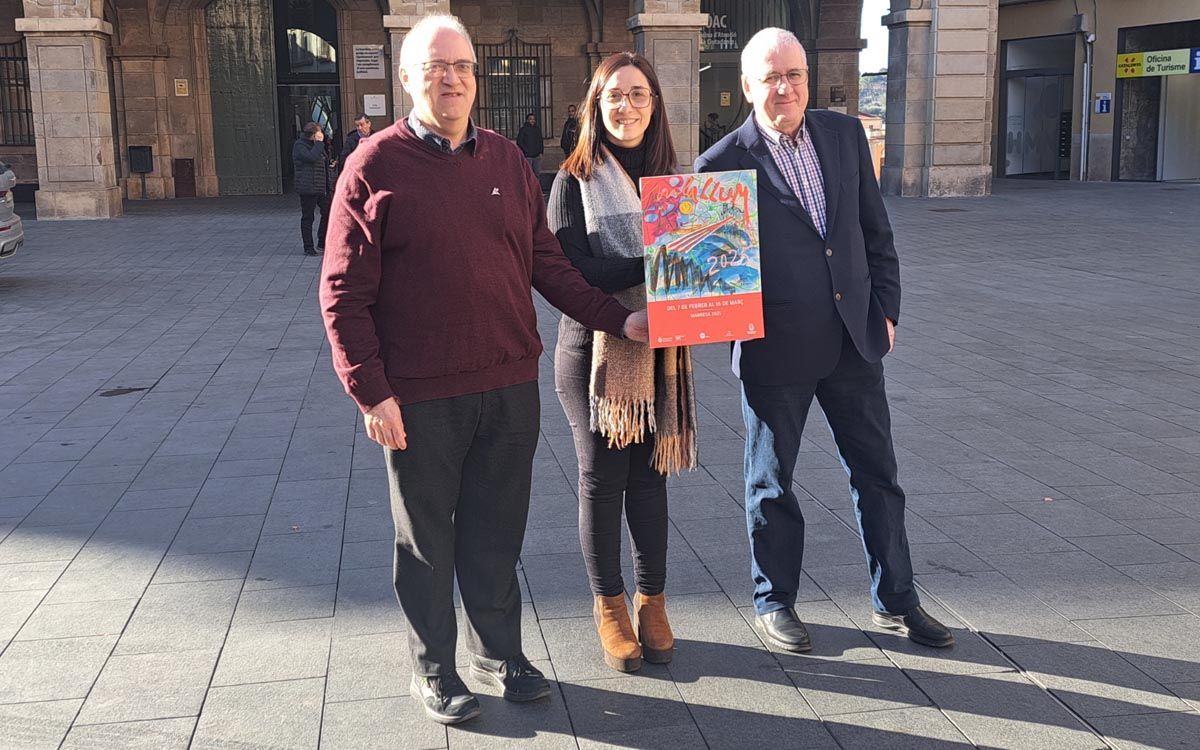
[640,170,764,349]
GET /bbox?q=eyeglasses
[758,69,809,89]
[599,88,654,109]
[420,60,477,79]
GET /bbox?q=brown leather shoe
[633,591,675,664]
[594,594,642,672]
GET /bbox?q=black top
[292,137,332,196]
[516,123,544,157]
[547,137,651,349]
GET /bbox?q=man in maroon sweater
[319,15,648,726]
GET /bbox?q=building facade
[0,0,881,218]
[997,0,1200,183]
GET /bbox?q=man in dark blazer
[695,28,953,651]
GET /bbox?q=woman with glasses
[548,52,697,673]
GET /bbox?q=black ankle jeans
[554,337,668,598]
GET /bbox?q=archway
[204,0,340,195]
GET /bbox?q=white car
[0,161,24,260]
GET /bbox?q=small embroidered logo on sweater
[491,187,501,196]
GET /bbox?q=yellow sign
[1116,53,1143,78]
[1117,48,1192,78]
[173,78,190,96]
[719,91,731,107]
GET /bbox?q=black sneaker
[873,606,955,648]
[303,247,318,256]
[468,654,552,702]
[408,672,481,725]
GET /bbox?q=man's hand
[886,318,895,353]
[623,310,649,342]
[364,398,407,450]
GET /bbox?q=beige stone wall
[338,2,389,139]
[628,0,705,170]
[998,0,1200,182]
[21,28,123,217]
[813,0,863,113]
[881,0,998,198]
[0,0,22,39]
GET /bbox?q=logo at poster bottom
[648,292,764,348]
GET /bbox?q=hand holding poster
[640,170,764,348]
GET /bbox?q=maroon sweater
[319,121,631,412]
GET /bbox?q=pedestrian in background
[293,121,333,256]
[516,112,544,176]
[560,103,580,156]
[341,113,373,163]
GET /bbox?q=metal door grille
[0,39,33,147]
[475,31,552,139]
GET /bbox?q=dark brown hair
[302,121,322,138]
[561,52,678,181]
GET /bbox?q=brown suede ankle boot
[634,592,674,664]
[593,594,642,672]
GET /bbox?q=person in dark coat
[695,28,955,653]
[559,104,579,156]
[515,113,544,176]
[293,121,333,256]
[340,113,373,162]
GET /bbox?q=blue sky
[860,0,889,73]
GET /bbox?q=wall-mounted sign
[719,91,731,107]
[1116,48,1200,78]
[701,12,737,52]
[830,85,846,104]
[1094,92,1111,114]
[363,94,386,117]
[173,78,189,97]
[353,45,386,79]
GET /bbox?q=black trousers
[555,340,668,598]
[299,193,330,251]
[384,381,540,676]
[741,327,918,616]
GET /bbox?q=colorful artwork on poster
[640,169,764,348]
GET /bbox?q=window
[475,32,552,140]
[0,40,33,147]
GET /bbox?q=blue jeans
[740,330,918,616]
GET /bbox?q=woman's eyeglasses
[599,88,654,108]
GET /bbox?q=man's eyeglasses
[758,69,809,89]
[599,88,654,109]
[421,60,477,79]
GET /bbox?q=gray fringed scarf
[577,148,697,475]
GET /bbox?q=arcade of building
[0,0,1195,219]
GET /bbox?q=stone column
[627,1,706,170]
[384,1,451,122]
[881,0,997,198]
[16,11,123,218]
[813,1,866,113]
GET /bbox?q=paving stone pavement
[0,179,1198,749]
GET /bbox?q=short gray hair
[399,14,475,70]
[740,27,805,75]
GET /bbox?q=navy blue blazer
[694,110,901,386]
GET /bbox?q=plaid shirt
[758,118,827,238]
